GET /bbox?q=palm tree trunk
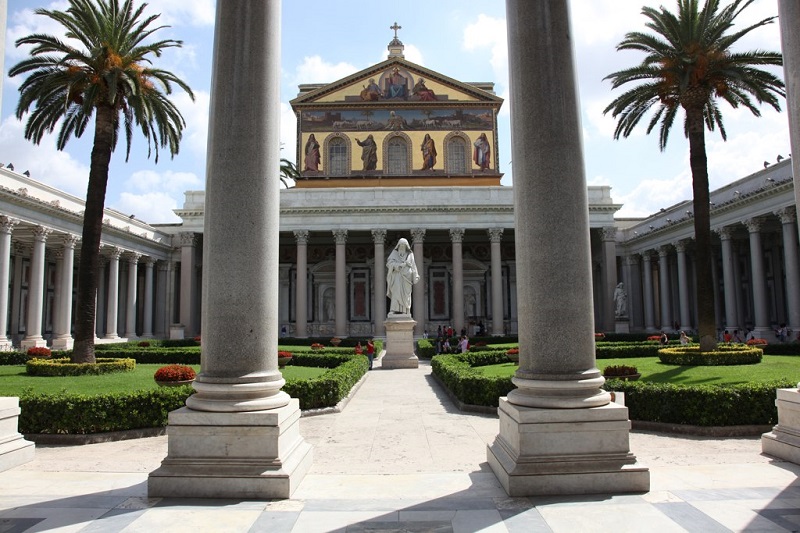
[71,105,115,363]
[686,107,718,351]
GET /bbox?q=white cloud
[173,90,210,158]
[125,169,202,195]
[289,56,359,87]
[614,170,693,218]
[141,0,216,27]
[115,191,183,224]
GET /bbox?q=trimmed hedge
[763,343,800,356]
[26,357,136,376]
[658,345,763,365]
[431,352,790,426]
[605,379,794,426]
[100,348,201,364]
[19,386,192,434]
[595,343,663,359]
[283,354,368,409]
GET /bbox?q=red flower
[154,365,196,382]
[26,347,52,358]
[506,348,519,355]
[311,343,325,350]
[278,351,293,358]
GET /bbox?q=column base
[51,336,74,351]
[382,315,418,369]
[762,388,800,464]
[0,397,35,472]
[487,398,649,496]
[0,339,13,352]
[20,337,47,350]
[148,400,312,499]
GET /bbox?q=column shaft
[411,229,425,335]
[0,218,18,349]
[179,233,196,337]
[658,247,672,330]
[718,228,738,330]
[450,229,464,334]
[778,1,800,223]
[52,235,78,350]
[601,227,618,332]
[676,242,691,330]
[489,228,504,336]
[294,231,308,338]
[142,259,155,338]
[642,252,656,331]
[124,254,140,338]
[334,229,347,338]
[105,248,121,340]
[778,210,800,331]
[746,219,770,336]
[372,229,386,336]
[22,226,51,348]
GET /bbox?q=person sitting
[723,330,732,343]
[659,331,668,345]
[679,331,689,345]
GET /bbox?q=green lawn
[0,364,327,396]
[473,355,800,386]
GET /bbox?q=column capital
[410,228,426,245]
[371,229,387,244]
[293,229,309,245]
[449,228,465,243]
[61,234,80,249]
[0,216,19,234]
[53,248,64,260]
[776,207,797,224]
[487,227,504,243]
[332,229,348,245]
[674,239,690,253]
[641,249,653,262]
[601,226,617,242]
[126,252,142,265]
[144,256,157,267]
[105,247,123,260]
[715,226,734,240]
[624,254,639,266]
[177,232,197,248]
[744,218,763,233]
[657,244,671,257]
[32,225,52,242]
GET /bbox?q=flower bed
[658,345,763,366]
[154,364,196,383]
[26,357,136,377]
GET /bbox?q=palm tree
[280,158,299,188]
[10,0,193,363]
[603,0,784,351]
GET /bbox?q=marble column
[21,226,51,349]
[716,227,738,331]
[601,226,618,332]
[333,229,348,338]
[450,228,464,334]
[104,247,121,340]
[778,1,800,224]
[675,240,691,331]
[488,0,647,496]
[96,257,106,339]
[777,208,800,331]
[9,243,25,340]
[178,232,196,337]
[52,234,78,350]
[0,217,18,350]
[642,251,656,331]
[372,229,387,336]
[294,230,309,338]
[624,255,641,329]
[488,228,504,336]
[411,228,426,336]
[124,253,140,339]
[150,0,311,499]
[141,258,155,339]
[155,261,169,338]
[745,218,770,337]
[657,246,673,331]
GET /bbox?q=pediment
[290,58,503,108]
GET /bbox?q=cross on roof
[390,22,402,39]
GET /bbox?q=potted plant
[746,338,768,348]
[330,337,342,347]
[154,364,196,387]
[594,332,605,341]
[602,364,641,381]
[311,343,325,350]
[278,351,292,368]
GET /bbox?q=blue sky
[0,0,790,223]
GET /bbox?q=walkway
[2,359,800,532]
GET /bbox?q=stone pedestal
[762,388,800,464]
[169,324,185,340]
[382,314,418,369]
[488,399,649,496]
[615,318,630,334]
[149,401,312,499]
[0,397,35,472]
[51,337,74,351]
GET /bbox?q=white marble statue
[386,238,419,314]
[614,282,627,318]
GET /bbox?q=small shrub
[154,364,196,382]
[137,341,151,347]
[26,347,51,358]
[602,364,638,376]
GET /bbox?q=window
[328,137,348,175]
[446,136,468,174]
[387,137,408,175]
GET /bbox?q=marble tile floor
[2,360,800,532]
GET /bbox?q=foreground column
[487,0,648,496]
[779,1,800,223]
[149,0,311,499]
[777,209,800,331]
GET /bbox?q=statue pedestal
[382,314,418,369]
[615,317,630,334]
[762,389,800,464]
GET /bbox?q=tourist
[723,330,732,343]
[355,342,363,355]
[443,338,451,353]
[659,331,668,345]
[776,323,788,343]
[745,328,755,341]
[366,339,375,370]
[437,325,443,338]
[733,329,744,343]
[459,336,469,353]
[679,331,689,345]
